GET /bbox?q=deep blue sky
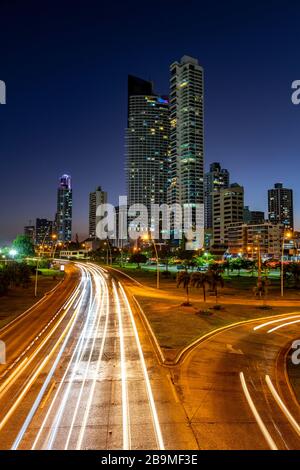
[0,0,299,243]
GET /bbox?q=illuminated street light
[281,229,292,297]
[9,249,17,258]
[142,233,160,289]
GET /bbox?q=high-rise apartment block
[212,183,244,245]
[268,183,293,229]
[89,186,107,239]
[204,162,230,229]
[55,174,72,242]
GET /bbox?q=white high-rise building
[89,186,107,239]
[168,56,204,235]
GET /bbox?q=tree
[12,235,35,258]
[207,270,224,304]
[177,271,191,306]
[190,272,210,302]
[129,253,147,269]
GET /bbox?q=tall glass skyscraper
[126,75,170,233]
[168,56,204,231]
[55,174,72,242]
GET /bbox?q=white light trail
[75,266,110,450]
[267,319,300,334]
[239,371,278,450]
[113,281,130,451]
[11,267,89,449]
[265,375,300,437]
[118,282,165,450]
[253,315,300,332]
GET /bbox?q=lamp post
[34,228,53,297]
[143,232,159,289]
[281,229,292,297]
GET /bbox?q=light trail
[113,280,130,450]
[265,375,300,437]
[64,267,105,449]
[239,372,278,450]
[267,319,300,334]
[11,267,90,449]
[75,266,110,450]
[118,282,165,450]
[253,314,300,331]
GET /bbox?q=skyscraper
[126,75,169,232]
[212,184,244,245]
[55,174,72,242]
[24,224,35,244]
[268,183,294,229]
[168,55,204,233]
[89,186,107,239]
[204,162,230,229]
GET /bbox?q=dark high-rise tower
[126,75,169,232]
[268,183,294,229]
[204,162,230,229]
[55,174,72,242]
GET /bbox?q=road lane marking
[267,319,300,334]
[239,372,278,450]
[118,282,165,450]
[265,375,300,437]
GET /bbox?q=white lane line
[113,281,130,451]
[75,266,110,450]
[267,319,300,334]
[265,375,300,437]
[253,315,300,332]
[118,282,165,450]
[239,372,278,450]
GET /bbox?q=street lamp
[281,229,292,297]
[143,232,159,289]
[9,249,17,258]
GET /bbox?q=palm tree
[190,272,210,302]
[177,271,191,306]
[207,270,224,304]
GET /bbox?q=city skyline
[1,1,300,243]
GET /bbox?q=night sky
[0,0,299,243]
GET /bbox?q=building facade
[243,206,265,225]
[126,75,170,234]
[89,186,107,239]
[268,183,293,229]
[212,184,244,246]
[204,162,230,229]
[227,222,283,259]
[24,225,35,244]
[55,174,72,242]
[168,55,204,236]
[35,218,53,245]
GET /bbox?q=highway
[0,262,184,450]
[175,311,300,450]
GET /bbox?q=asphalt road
[174,311,300,450]
[0,262,196,450]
